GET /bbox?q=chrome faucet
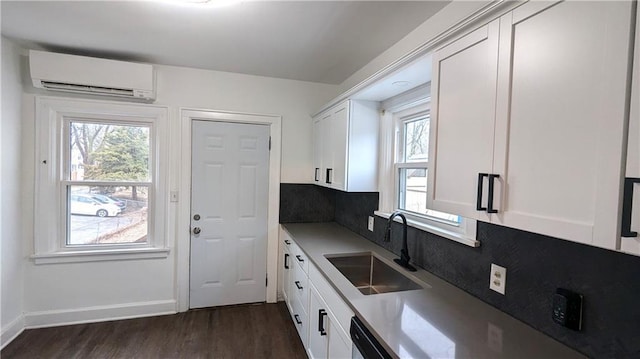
[384,211,417,272]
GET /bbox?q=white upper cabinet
[621,3,640,256]
[428,19,500,222]
[313,100,379,192]
[429,0,636,249]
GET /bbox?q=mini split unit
[29,50,156,101]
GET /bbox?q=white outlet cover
[489,263,506,295]
[368,216,374,231]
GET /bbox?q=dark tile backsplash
[279,183,640,358]
[279,183,335,223]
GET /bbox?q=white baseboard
[24,300,177,329]
[1,315,25,350]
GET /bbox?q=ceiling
[1,1,449,85]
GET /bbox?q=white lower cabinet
[308,284,351,359]
[282,242,291,306]
[291,293,309,348]
[281,229,354,358]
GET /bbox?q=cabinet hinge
[268,136,271,151]
[266,274,268,287]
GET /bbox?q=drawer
[309,261,354,338]
[281,229,309,274]
[282,229,294,251]
[291,293,309,347]
[292,260,309,313]
[291,243,309,274]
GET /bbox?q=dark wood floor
[1,302,307,359]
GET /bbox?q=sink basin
[325,253,423,295]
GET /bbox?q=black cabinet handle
[487,174,500,214]
[294,314,302,325]
[476,173,488,211]
[314,168,320,182]
[284,240,290,245]
[295,281,303,290]
[326,168,332,184]
[622,177,640,237]
[318,309,327,336]
[284,253,289,269]
[296,255,304,262]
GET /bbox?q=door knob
[193,227,201,235]
[193,214,201,221]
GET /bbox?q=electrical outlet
[489,263,506,295]
[368,216,374,231]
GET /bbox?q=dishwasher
[350,316,392,359]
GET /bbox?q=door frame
[177,108,282,311]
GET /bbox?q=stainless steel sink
[325,253,424,295]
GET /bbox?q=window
[34,97,169,263]
[65,121,150,245]
[377,95,477,247]
[395,112,460,225]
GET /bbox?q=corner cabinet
[312,100,379,192]
[280,229,353,358]
[428,0,636,249]
[621,2,640,256]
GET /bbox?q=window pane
[398,168,427,213]
[69,122,150,182]
[403,118,430,162]
[398,168,460,224]
[67,185,149,245]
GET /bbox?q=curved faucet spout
[385,211,417,272]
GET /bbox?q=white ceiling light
[158,0,242,8]
[392,81,412,87]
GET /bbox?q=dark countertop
[282,222,585,359]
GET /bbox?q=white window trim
[377,85,479,248]
[33,97,171,264]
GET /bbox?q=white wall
[18,55,338,327]
[337,1,492,97]
[1,37,25,347]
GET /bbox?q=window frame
[376,93,478,247]
[33,97,170,264]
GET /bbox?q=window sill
[374,211,480,248]
[31,247,171,265]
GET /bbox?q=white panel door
[427,20,500,220]
[190,120,270,308]
[493,1,634,247]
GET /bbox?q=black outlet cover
[552,288,583,331]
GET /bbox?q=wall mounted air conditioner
[29,50,156,101]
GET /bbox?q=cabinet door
[493,1,634,248]
[282,245,291,306]
[312,114,324,185]
[320,112,333,187]
[427,19,500,221]
[327,319,351,359]
[308,285,329,359]
[312,116,322,184]
[621,3,640,255]
[329,102,349,191]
